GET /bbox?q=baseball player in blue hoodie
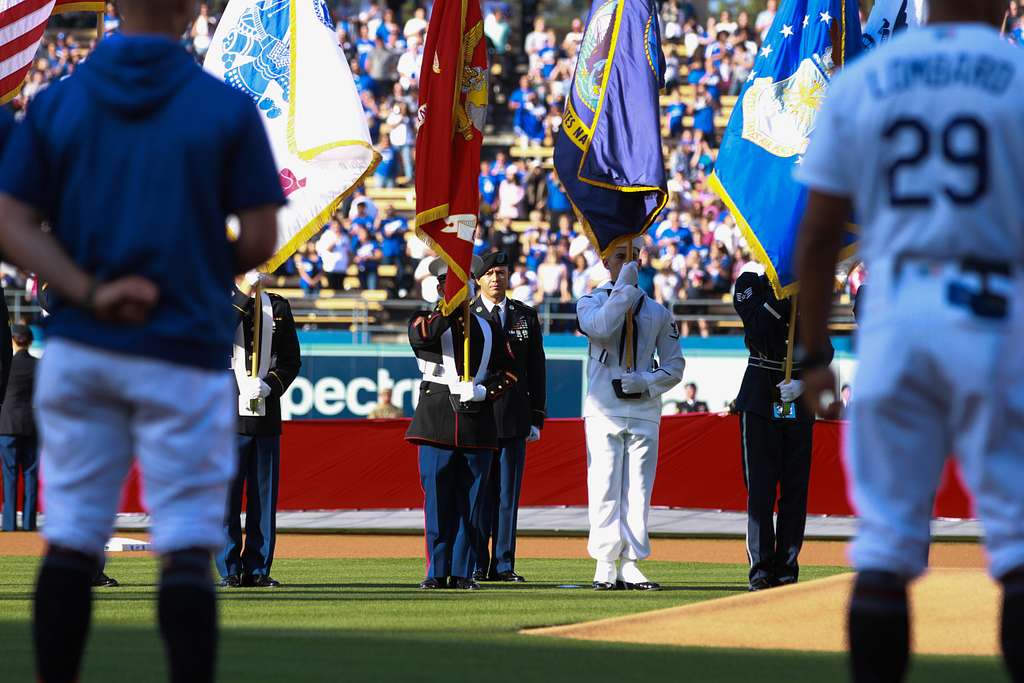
[0,2,285,682]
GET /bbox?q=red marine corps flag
[414,0,488,315]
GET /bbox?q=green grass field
[0,556,1007,682]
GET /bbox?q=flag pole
[462,296,471,381]
[784,293,798,383]
[96,11,104,42]
[624,242,635,373]
[249,277,263,413]
[782,293,799,416]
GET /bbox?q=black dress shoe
[616,580,661,591]
[776,576,798,587]
[472,569,488,582]
[251,575,281,588]
[749,577,773,592]
[593,581,616,591]
[419,577,445,589]
[218,575,241,588]
[92,573,119,588]
[451,577,481,590]
[492,571,525,583]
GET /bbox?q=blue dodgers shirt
[0,35,285,370]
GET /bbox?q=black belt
[897,255,1013,278]
[747,357,801,371]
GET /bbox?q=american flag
[1,0,103,103]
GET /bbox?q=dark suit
[470,296,545,576]
[733,272,834,585]
[0,349,37,531]
[677,399,709,414]
[406,306,517,580]
[217,289,301,581]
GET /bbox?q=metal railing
[290,295,857,342]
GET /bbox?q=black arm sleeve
[266,298,301,400]
[408,309,453,350]
[733,272,791,355]
[0,290,11,402]
[527,310,546,429]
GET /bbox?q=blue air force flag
[863,0,925,50]
[709,0,861,298]
[553,0,667,257]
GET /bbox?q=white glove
[616,261,639,287]
[619,372,648,395]
[244,270,262,287]
[527,426,541,443]
[777,379,805,403]
[454,381,487,403]
[242,377,271,401]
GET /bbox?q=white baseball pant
[850,262,1024,580]
[585,413,660,562]
[36,339,236,556]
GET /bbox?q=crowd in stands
[5,1,1024,333]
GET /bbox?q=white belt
[419,316,492,387]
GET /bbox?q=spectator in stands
[368,385,403,419]
[497,166,526,220]
[524,17,548,60]
[191,3,215,59]
[484,5,512,54]
[654,261,681,310]
[317,220,352,290]
[354,226,382,290]
[492,219,521,264]
[479,160,499,217]
[386,102,414,179]
[524,161,547,214]
[535,249,570,304]
[103,2,121,35]
[403,6,428,41]
[547,169,571,226]
[756,0,778,41]
[297,242,323,296]
[509,261,537,303]
[375,137,397,188]
[395,37,422,92]
[378,205,408,291]
[366,36,399,98]
[677,383,710,414]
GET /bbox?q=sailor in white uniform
[576,239,685,590]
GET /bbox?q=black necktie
[490,305,502,327]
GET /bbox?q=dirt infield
[0,532,988,568]
[526,568,1000,657]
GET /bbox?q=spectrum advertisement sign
[281,341,586,420]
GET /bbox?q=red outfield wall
[0,415,972,518]
[104,414,971,518]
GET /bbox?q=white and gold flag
[205,0,379,272]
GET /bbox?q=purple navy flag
[553,0,667,257]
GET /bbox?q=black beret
[474,251,510,278]
[11,324,33,344]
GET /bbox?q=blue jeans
[0,435,38,531]
[477,438,527,574]
[419,445,493,579]
[217,435,280,578]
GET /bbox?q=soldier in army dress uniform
[469,251,546,583]
[406,257,518,590]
